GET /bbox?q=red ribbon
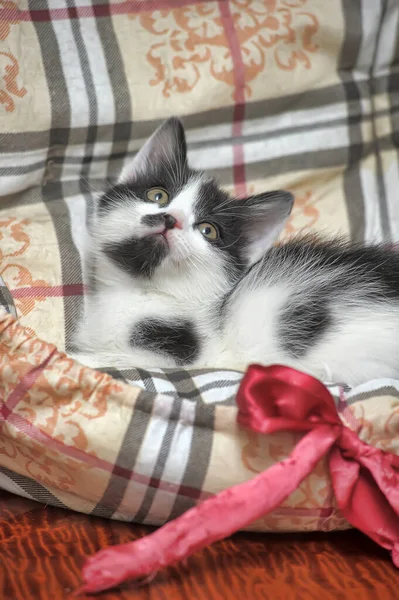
[79,365,399,594]
[237,364,399,566]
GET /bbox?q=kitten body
[75,118,399,386]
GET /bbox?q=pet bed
[1,0,399,566]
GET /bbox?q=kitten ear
[119,117,187,183]
[242,191,294,265]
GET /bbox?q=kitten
[75,117,399,386]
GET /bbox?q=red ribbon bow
[80,365,399,594]
[238,365,399,565]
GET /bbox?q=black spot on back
[271,238,399,300]
[279,300,332,358]
[130,319,200,365]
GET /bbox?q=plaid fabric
[102,366,244,404]
[105,364,352,405]
[0,0,399,530]
[1,309,399,532]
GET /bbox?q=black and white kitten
[75,117,399,385]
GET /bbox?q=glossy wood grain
[0,490,398,599]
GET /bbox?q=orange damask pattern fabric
[0,1,26,113]
[129,1,320,98]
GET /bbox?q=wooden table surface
[0,490,398,599]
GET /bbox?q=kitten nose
[163,214,178,230]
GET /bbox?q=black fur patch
[279,300,332,358]
[103,236,168,278]
[141,213,167,227]
[130,319,200,364]
[141,213,177,229]
[325,243,399,299]
[194,181,294,277]
[272,239,399,300]
[193,180,251,275]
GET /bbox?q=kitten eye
[197,222,219,241]
[146,187,169,207]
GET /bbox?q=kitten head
[95,117,293,281]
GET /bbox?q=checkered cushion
[0,0,398,531]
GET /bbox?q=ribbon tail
[330,446,399,566]
[80,425,337,594]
